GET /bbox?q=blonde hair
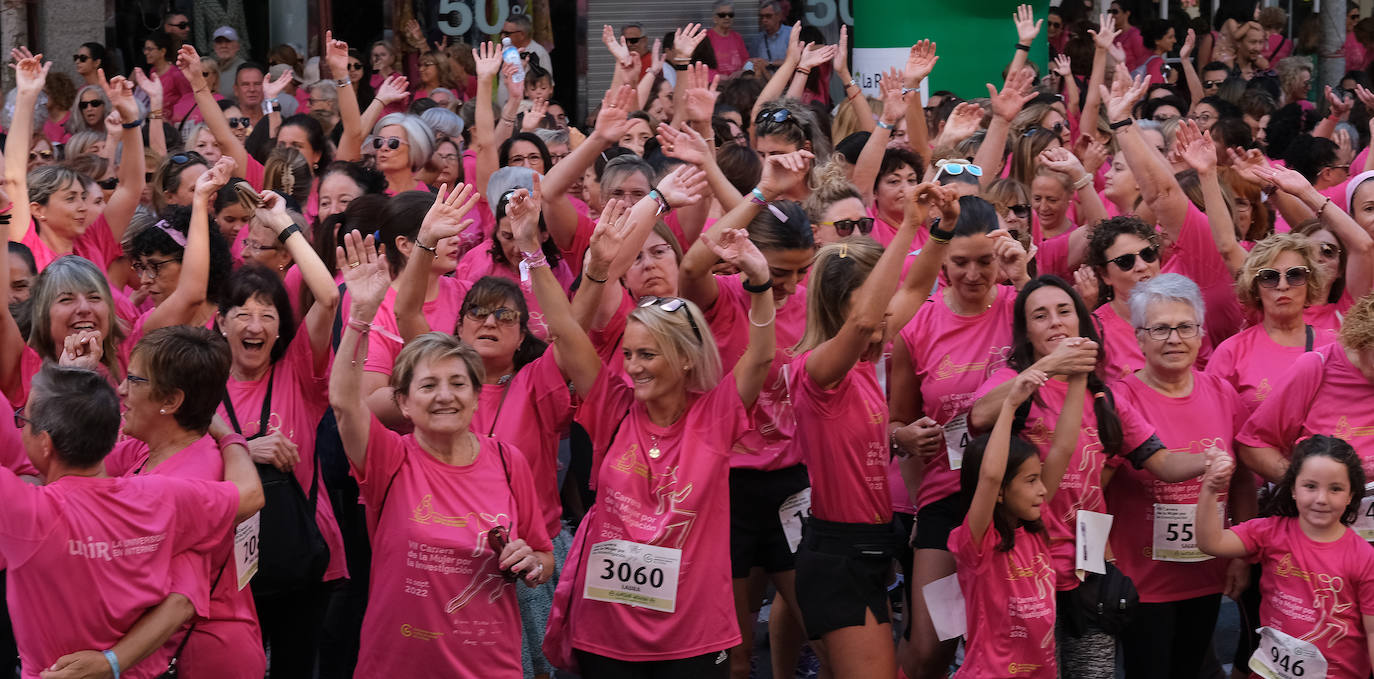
[626,299,722,393]
[831,95,880,142]
[390,332,485,397]
[794,236,883,354]
[1339,294,1374,351]
[803,161,863,224]
[1235,233,1326,311]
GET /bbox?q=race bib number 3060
[583,540,682,613]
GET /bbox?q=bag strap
[222,366,276,439]
[166,558,228,671]
[330,282,348,351]
[1305,324,1315,352]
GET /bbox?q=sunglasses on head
[933,160,983,180]
[227,117,251,129]
[1318,242,1342,261]
[372,136,406,150]
[717,11,735,17]
[1255,266,1310,288]
[757,108,796,126]
[465,306,520,326]
[72,54,90,63]
[1107,246,1159,270]
[78,99,104,110]
[638,296,702,342]
[823,217,874,237]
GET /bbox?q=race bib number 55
[584,540,682,613]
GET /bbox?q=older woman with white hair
[1106,273,1255,679]
[371,112,435,194]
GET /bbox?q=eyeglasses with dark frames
[13,406,30,430]
[1254,266,1310,288]
[1137,322,1200,341]
[822,217,874,237]
[1107,246,1159,271]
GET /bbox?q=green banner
[851,0,1048,100]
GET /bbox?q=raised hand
[988,65,1037,122]
[253,189,293,232]
[878,67,909,126]
[10,52,50,99]
[1335,126,1356,166]
[1052,54,1073,79]
[1038,146,1087,177]
[195,156,237,199]
[506,179,543,250]
[833,24,850,74]
[682,63,719,123]
[103,74,139,123]
[1007,368,1049,406]
[176,44,206,91]
[58,330,103,371]
[990,229,1030,285]
[587,198,631,275]
[1175,118,1217,173]
[672,23,707,62]
[1180,28,1196,60]
[419,182,480,243]
[602,24,636,69]
[403,19,428,51]
[656,123,713,165]
[263,68,293,101]
[1014,4,1043,44]
[1073,134,1110,175]
[909,182,958,226]
[1325,85,1354,121]
[1089,12,1121,52]
[903,39,938,88]
[522,98,549,132]
[706,228,769,284]
[1099,64,1149,122]
[798,42,837,71]
[648,38,664,75]
[1073,265,1100,308]
[592,85,638,145]
[655,163,708,206]
[103,112,122,138]
[131,67,163,108]
[938,101,986,145]
[502,61,524,102]
[473,42,503,81]
[757,149,816,199]
[1227,146,1273,186]
[338,231,390,316]
[783,21,803,64]
[1253,165,1315,197]
[375,73,410,105]
[325,31,351,80]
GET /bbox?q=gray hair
[28,165,87,205]
[620,22,644,34]
[1128,273,1207,329]
[373,112,436,172]
[420,107,465,140]
[64,131,105,158]
[602,154,654,194]
[532,127,569,148]
[428,87,456,103]
[180,122,211,149]
[507,13,533,32]
[307,81,339,107]
[3,88,48,132]
[759,0,782,12]
[487,165,537,211]
[29,364,121,467]
[69,85,110,135]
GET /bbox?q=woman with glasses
[142,31,191,118]
[888,195,1028,679]
[753,100,831,170]
[72,42,105,87]
[983,178,1033,244]
[705,3,749,76]
[213,185,344,677]
[368,113,434,195]
[414,49,456,101]
[1107,274,1253,679]
[68,85,109,135]
[1086,216,1177,380]
[394,183,616,678]
[1207,234,1336,412]
[803,163,873,246]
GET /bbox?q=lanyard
[223,366,277,440]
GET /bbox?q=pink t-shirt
[1094,302,1215,381]
[1231,517,1374,678]
[451,247,573,341]
[1162,204,1245,344]
[898,285,1015,510]
[1036,230,1073,282]
[156,65,193,118]
[352,417,550,677]
[0,469,237,679]
[706,30,751,76]
[949,522,1057,679]
[356,277,471,378]
[22,214,122,273]
[973,369,1157,590]
[792,352,892,524]
[565,368,748,661]
[1206,324,1338,414]
[105,435,265,678]
[1238,343,1374,475]
[1107,372,1246,603]
[471,351,573,539]
[217,326,348,581]
[702,274,807,471]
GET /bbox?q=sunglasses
[757,108,799,128]
[1203,79,1225,89]
[717,12,735,17]
[822,217,874,237]
[1106,8,1119,14]
[1008,204,1031,219]
[500,30,524,37]
[73,54,91,63]
[1138,322,1200,341]
[78,100,104,110]
[29,150,53,161]
[96,177,119,190]
[348,62,364,70]
[227,117,251,129]
[933,161,983,180]
[372,136,407,150]
[625,36,645,44]
[1024,122,1064,137]
[1255,266,1310,288]
[1107,246,1159,270]
[1318,242,1343,261]
[13,406,31,430]
[465,306,520,326]
[639,296,702,342]
[168,21,189,29]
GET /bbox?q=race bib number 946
[584,540,682,613]
[1249,626,1327,679]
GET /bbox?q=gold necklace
[646,404,687,459]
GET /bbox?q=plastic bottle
[501,38,525,83]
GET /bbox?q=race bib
[1151,503,1212,563]
[944,414,970,471]
[233,512,261,591]
[1354,492,1374,542]
[1249,626,1327,679]
[584,540,682,613]
[778,488,812,554]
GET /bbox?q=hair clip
[154,219,188,248]
[837,243,849,259]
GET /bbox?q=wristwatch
[261,98,282,115]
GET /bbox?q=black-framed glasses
[1318,242,1343,261]
[168,21,190,29]
[372,136,406,150]
[1137,322,1200,341]
[823,217,874,237]
[465,306,520,326]
[96,177,119,190]
[348,62,364,71]
[1008,204,1031,219]
[1255,266,1310,288]
[757,108,801,130]
[1106,8,1119,14]
[1107,246,1159,270]
[716,12,735,18]
[78,98,104,109]
[73,54,91,63]
[227,117,251,129]
[1203,79,1225,89]
[132,257,181,278]
[13,406,30,430]
[638,296,702,342]
[625,36,645,44]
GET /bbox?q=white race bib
[944,414,970,471]
[1249,626,1327,679]
[233,512,261,591]
[778,488,812,554]
[583,540,682,613]
[1354,494,1374,542]
[1151,503,1212,563]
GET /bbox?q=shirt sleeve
[165,478,241,556]
[0,467,48,567]
[75,214,122,269]
[354,412,407,492]
[1236,351,1324,452]
[167,550,215,618]
[1114,391,1158,458]
[1228,516,1273,563]
[522,351,575,436]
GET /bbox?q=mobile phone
[487,526,519,582]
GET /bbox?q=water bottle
[501,38,525,83]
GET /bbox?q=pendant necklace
[646,404,686,459]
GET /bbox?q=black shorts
[794,517,901,639]
[912,493,966,551]
[574,649,729,679]
[728,465,810,579]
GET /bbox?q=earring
[159,408,166,414]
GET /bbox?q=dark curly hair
[1085,216,1161,303]
[1261,435,1365,524]
[124,205,234,304]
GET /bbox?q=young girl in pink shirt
[1198,435,1374,678]
[952,368,1084,679]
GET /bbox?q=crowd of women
[10,0,1374,677]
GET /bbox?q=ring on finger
[350,261,361,268]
